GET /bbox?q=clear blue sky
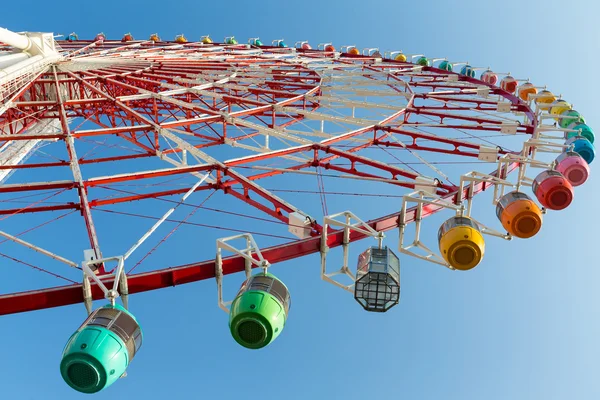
[2,0,600,399]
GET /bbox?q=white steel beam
[0,27,31,51]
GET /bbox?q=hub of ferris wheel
[0,27,596,393]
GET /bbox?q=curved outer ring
[0,51,536,315]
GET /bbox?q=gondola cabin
[354,246,400,312]
[566,136,595,164]
[500,76,518,93]
[518,82,537,101]
[550,100,571,120]
[438,216,485,271]
[535,90,556,105]
[60,304,142,394]
[532,170,574,210]
[229,273,290,349]
[121,33,134,42]
[417,56,430,67]
[481,70,498,85]
[438,60,453,71]
[555,151,590,187]
[566,123,594,144]
[175,34,187,44]
[394,53,407,62]
[460,65,475,78]
[559,109,585,129]
[496,191,543,238]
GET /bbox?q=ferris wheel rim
[0,38,540,315]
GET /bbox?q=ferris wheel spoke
[70,41,151,60]
[63,73,221,156]
[213,135,446,224]
[0,251,79,284]
[321,146,451,193]
[416,94,532,125]
[89,184,214,208]
[49,66,106,269]
[419,94,504,107]
[0,186,74,216]
[224,140,450,196]
[0,162,218,215]
[221,162,316,223]
[82,120,158,154]
[407,107,521,127]
[378,126,488,153]
[0,109,47,136]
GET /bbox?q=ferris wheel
[0,27,594,393]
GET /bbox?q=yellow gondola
[438,216,485,270]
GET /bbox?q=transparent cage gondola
[354,246,400,312]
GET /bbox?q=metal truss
[0,33,553,315]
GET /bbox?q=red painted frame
[0,40,536,315]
